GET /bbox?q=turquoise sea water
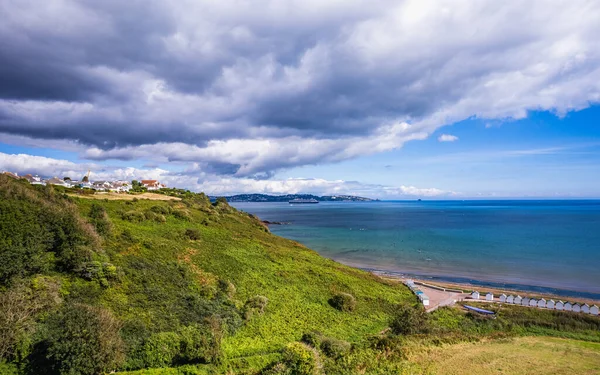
[232,200,600,299]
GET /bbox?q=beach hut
[546,299,555,309]
[529,298,537,307]
[573,303,581,313]
[421,295,430,306]
[590,305,599,315]
[499,294,507,303]
[564,302,573,311]
[506,295,514,304]
[555,301,564,311]
[537,298,546,308]
[471,291,480,300]
[514,295,522,305]
[485,292,494,301]
[582,304,590,314]
[522,297,530,306]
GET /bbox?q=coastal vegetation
[1,174,599,374]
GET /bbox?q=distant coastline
[213,193,377,202]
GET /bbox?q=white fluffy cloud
[1,0,600,177]
[438,134,459,142]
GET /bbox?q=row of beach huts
[405,280,430,306]
[470,291,599,315]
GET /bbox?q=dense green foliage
[1,175,600,374]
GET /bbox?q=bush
[150,205,171,215]
[88,203,112,237]
[300,331,324,348]
[217,279,236,299]
[329,293,356,312]
[320,338,350,358]
[40,303,125,375]
[244,295,268,320]
[173,209,191,220]
[390,304,430,335]
[281,342,321,375]
[142,331,181,368]
[184,228,202,240]
[122,210,145,223]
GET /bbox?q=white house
[582,304,590,314]
[546,299,555,309]
[22,174,45,185]
[46,177,71,188]
[537,298,546,308]
[522,297,530,306]
[506,295,514,304]
[590,305,599,316]
[485,292,494,301]
[141,180,165,191]
[572,303,581,313]
[555,301,564,311]
[514,295,522,305]
[529,298,537,307]
[564,302,573,311]
[499,294,507,303]
[471,291,480,300]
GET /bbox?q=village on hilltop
[2,170,166,193]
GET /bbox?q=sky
[1,0,599,198]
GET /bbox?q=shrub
[142,331,181,368]
[122,210,145,222]
[281,342,322,375]
[173,209,191,220]
[143,211,166,223]
[41,303,125,375]
[88,203,112,236]
[390,304,430,335]
[217,279,236,299]
[184,228,202,240]
[320,338,350,358]
[300,331,324,348]
[329,293,356,312]
[244,295,268,320]
[178,318,222,364]
[150,205,171,215]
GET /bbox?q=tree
[43,304,125,375]
[82,175,89,183]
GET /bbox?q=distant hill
[212,193,377,202]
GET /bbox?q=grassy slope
[4,179,599,374]
[74,198,414,360]
[409,336,600,374]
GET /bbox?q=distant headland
[213,193,377,202]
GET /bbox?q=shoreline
[347,264,600,304]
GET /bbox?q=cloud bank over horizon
[1,0,600,196]
[0,152,455,198]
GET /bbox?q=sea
[231,200,600,300]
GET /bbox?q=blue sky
[275,108,600,197]
[1,1,600,198]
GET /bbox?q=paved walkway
[416,284,467,312]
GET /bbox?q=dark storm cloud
[1,0,600,176]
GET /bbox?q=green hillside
[1,175,600,375]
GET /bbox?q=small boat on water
[289,198,319,204]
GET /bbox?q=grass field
[410,336,600,374]
[69,192,181,200]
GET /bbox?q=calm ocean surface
[232,200,600,299]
